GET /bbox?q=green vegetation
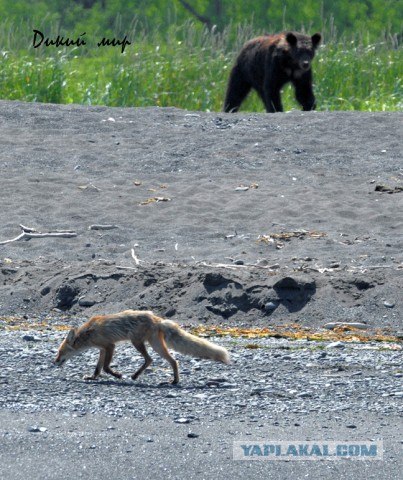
[0,1,401,111]
[1,0,402,40]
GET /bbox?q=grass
[0,21,401,111]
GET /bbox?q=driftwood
[0,225,77,245]
[195,261,280,271]
[88,225,118,230]
[131,248,140,265]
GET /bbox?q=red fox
[54,310,230,384]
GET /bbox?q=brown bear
[223,32,321,113]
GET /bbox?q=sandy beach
[0,101,402,480]
[0,101,401,331]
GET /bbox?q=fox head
[54,328,78,366]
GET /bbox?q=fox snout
[54,328,77,367]
[54,354,66,366]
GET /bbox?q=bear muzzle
[300,60,311,70]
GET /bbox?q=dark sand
[0,101,402,330]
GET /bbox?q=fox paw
[83,375,98,381]
[158,380,180,386]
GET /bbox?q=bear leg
[223,65,251,113]
[263,86,283,112]
[293,74,316,111]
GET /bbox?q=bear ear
[286,32,297,46]
[311,33,321,47]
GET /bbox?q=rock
[40,286,51,296]
[78,297,97,307]
[383,301,395,308]
[264,301,277,312]
[325,341,345,349]
[164,307,176,317]
[22,335,40,342]
[206,381,221,387]
[324,322,368,330]
[297,392,313,398]
[28,426,47,433]
[187,432,199,438]
[206,304,238,318]
[174,418,191,424]
[193,393,207,400]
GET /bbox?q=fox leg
[84,348,106,380]
[103,344,122,379]
[131,341,153,381]
[149,331,179,384]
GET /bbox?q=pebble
[264,302,277,312]
[323,322,368,330]
[28,426,47,433]
[297,392,313,398]
[78,297,97,307]
[22,335,40,342]
[174,418,191,424]
[325,341,345,349]
[383,301,395,308]
[0,330,401,424]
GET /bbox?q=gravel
[1,329,401,419]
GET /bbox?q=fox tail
[159,320,230,364]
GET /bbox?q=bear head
[285,32,321,72]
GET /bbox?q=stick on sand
[0,225,77,245]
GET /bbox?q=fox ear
[66,328,76,344]
[311,33,321,47]
[286,32,297,46]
